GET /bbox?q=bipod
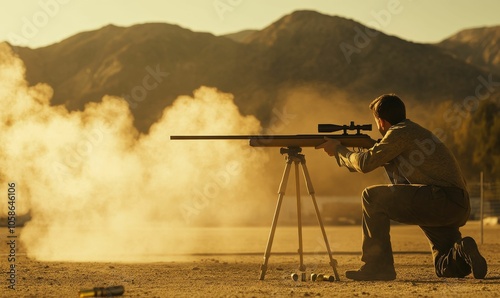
[259,147,340,281]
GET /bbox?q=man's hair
[369,94,406,125]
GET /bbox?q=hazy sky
[1,0,499,48]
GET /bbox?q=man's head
[369,94,406,136]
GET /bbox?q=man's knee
[361,185,397,217]
[362,185,386,203]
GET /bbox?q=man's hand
[315,137,341,156]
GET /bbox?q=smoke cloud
[0,44,275,261]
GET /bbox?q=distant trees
[450,98,500,183]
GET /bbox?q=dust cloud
[1,44,388,262]
[0,44,276,261]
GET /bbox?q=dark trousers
[361,184,472,277]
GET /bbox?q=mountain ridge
[437,25,500,74]
[6,10,499,133]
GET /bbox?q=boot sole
[461,237,487,279]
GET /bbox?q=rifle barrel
[170,134,376,149]
[170,135,256,140]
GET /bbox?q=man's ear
[379,118,390,129]
[377,117,385,128]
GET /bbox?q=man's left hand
[315,137,341,156]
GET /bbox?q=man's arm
[317,129,409,174]
[315,138,358,172]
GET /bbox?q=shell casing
[78,285,125,297]
[321,275,335,282]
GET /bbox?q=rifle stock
[170,134,376,149]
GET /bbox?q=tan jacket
[335,119,467,191]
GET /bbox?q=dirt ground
[2,222,499,297]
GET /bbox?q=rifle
[170,121,376,149]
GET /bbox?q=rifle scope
[318,121,372,135]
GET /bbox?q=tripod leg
[294,160,306,273]
[300,158,340,281]
[259,158,293,280]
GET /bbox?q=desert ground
[2,221,499,298]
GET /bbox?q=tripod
[259,147,340,281]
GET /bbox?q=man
[316,94,487,281]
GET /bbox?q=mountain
[8,10,499,132]
[242,10,494,101]
[223,30,258,43]
[11,23,256,131]
[437,25,500,74]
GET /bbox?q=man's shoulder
[389,119,428,134]
[384,119,435,144]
